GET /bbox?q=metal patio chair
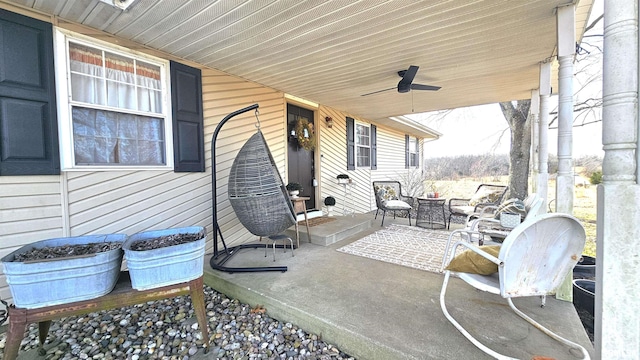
[440,213,590,360]
[466,193,545,245]
[372,181,414,226]
[448,184,508,229]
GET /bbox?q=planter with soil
[1,234,126,308]
[573,279,595,335]
[123,226,206,290]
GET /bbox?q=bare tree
[499,100,531,200]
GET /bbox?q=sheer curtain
[69,43,164,165]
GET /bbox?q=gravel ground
[0,286,354,360]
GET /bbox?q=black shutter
[370,124,377,170]
[346,117,355,170]
[405,135,409,169]
[170,61,204,172]
[0,10,59,176]
[415,137,420,167]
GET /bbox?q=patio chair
[447,184,508,229]
[227,130,296,259]
[373,181,414,226]
[466,193,545,245]
[440,213,590,360]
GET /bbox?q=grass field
[432,177,597,257]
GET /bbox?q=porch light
[325,116,333,128]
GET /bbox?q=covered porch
[0,0,638,358]
[203,214,594,359]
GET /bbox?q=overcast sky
[408,0,603,159]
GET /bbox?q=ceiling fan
[361,65,441,96]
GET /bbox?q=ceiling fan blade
[400,65,419,84]
[397,65,419,93]
[411,83,441,91]
[360,87,396,96]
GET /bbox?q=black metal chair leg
[374,209,379,219]
[381,211,386,226]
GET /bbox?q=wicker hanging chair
[210,104,292,273]
[227,131,296,236]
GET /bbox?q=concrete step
[285,214,373,246]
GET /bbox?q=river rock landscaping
[0,285,353,360]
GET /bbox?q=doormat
[302,216,337,227]
[336,224,463,274]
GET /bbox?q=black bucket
[573,255,596,279]
[573,279,595,333]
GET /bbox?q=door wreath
[295,117,315,151]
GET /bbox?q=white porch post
[531,89,540,194]
[598,0,640,358]
[538,61,552,210]
[555,4,576,301]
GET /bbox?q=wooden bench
[3,272,210,360]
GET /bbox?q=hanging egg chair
[227,131,296,236]
[209,104,295,273]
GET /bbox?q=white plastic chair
[440,213,590,360]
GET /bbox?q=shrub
[286,182,303,191]
[324,196,336,206]
[589,171,603,185]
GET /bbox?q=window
[355,123,370,167]
[56,30,172,170]
[346,118,376,170]
[408,137,419,167]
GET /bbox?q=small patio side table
[416,198,447,229]
[290,196,312,247]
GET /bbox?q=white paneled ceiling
[4,0,594,122]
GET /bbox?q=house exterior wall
[317,106,424,215]
[0,39,287,304]
[0,176,65,302]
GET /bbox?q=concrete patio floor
[203,214,594,360]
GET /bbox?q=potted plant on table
[336,174,350,184]
[324,196,336,216]
[286,182,303,198]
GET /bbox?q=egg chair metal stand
[209,104,294,273]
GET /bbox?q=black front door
[287,104,315,209]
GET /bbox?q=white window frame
[408,136,419,167]
[54,29,173,171]
[355,122,371,168]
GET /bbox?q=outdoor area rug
[336,224,463,274]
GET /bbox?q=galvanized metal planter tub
[123,226,206,291]
[1,234,126,309]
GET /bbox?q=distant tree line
[423,154,602,180]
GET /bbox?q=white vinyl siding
[0,176,64,305]
[318,106,424,215]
